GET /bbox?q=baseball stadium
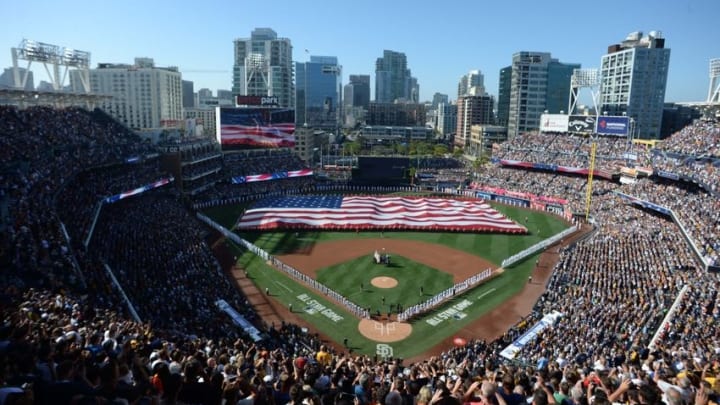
[3,75,720,404]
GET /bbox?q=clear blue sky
[1,0,718,103]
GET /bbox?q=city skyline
[0,0,718,104]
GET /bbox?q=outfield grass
[315,255,454,314]
[227,239,541,359]
[239,203,567,267]
[207,202,569,359]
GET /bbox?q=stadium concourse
[0,104,719,405]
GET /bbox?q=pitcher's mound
[371,276,398,288]
[358,319,412,342]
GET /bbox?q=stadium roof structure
[0,87,111,108]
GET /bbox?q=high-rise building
[216,89,234,105]
[71,57,182,129]
[432,93,449,109]
[367,102,426,126]
[600,31,670,139]
[296,56,342,129]
[496,66,512,126]
[457,70,485,98]
[343,74,370,109]
[437,102,457,137]
[182,80,195,108]
[506,52,579,138]
[232,28,294,108]
[183,107,216,137]
[455,95,494,148]
[408,76,419,104]
[0,67,34,90]
[375,50,417,103]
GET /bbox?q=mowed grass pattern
[315,256,454,314]
[206,200,571,358]
[241,203,567,266]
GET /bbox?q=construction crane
[182,69,229,74]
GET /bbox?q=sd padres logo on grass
[376,344,394,358]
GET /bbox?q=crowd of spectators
[181,159,223,181]
[4,104,720,405]
[223,150,307,179]
[659,120,720,157]
[55,158,169,245]
[0,105,154,293]
[494,131,632,172]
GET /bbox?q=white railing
[397,268,493,322]
[501,225,577,268]
[648,284,689,350]
[196,213,370,319]
[103,263,142,323]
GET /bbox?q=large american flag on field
[236,195,527,233]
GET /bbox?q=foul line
[275,281,293,292]
[475,288,496,301]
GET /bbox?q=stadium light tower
[708,58,720,104]
[568,68,600,115]
[11,39,91,92]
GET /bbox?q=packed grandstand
[2,104,720,405]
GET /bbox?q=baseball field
[205,201,572,361]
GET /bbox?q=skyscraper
[457,70,485,98]
[496,66,512,126]
[71,57,182,129]
[344,74,370,109]
[506,52,579,138]
[455,95,495,148]
[232,28,294,108]
[432,93,449,109]
[296,56,342,129]
[437,102,457,137]
[600,31,670,139]
[0,67,34,90]
[182,80,195,108]
[375,50,417,103]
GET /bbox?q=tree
[433,144,449,156]
[453,146,464,158]
[343,141,361,156]
[394,143,408,155]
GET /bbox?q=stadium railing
[648,284,689,350]
[500,225,578,268]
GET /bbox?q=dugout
[352,156,411,186]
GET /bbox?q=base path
[220,223,592,360]
[278,239,493,283]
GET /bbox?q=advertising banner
[615,191,672,216]
[104,177,174,204]
[567,115,596,133]
[657,170,680,181]
[235,95,279,106]
[539,114,569,133]
[596,116,629,136]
